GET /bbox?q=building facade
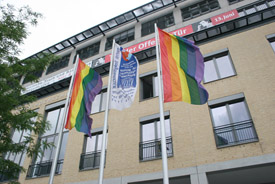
[3,0,275,183]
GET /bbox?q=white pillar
[191,172,209,184]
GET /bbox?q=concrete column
[191,172,209,184]
[190,173,199,184]
[198,173,209,184]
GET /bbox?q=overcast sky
[2,0,152,59]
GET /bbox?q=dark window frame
[139,113,173,161]
[27,104,68,178]
[91,88,108,114]
[139,71,159,101]
[134,47,156,64]
[79,131,108,170]
[105,28,135,50]
[228,0,244,5]
[77,42,100,61]
[267,35,275,53]
[46,54,70,75]
[181,0,220,21]
[203,49,236,83]
[208,93,258,148]
[141,13,175,37]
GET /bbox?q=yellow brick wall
[18,22,275,184]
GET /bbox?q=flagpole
[48,55,80,184]
[154,24,169,184]
[98,40,116,184]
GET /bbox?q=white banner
[110,43,139,111]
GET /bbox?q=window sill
[217,139,259,149]
[26,173,61,180]
[79,166,100,172]
[203,74,237,84]
[139,96,158,102]
[139,154,173,162]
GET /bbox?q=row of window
[181,0,220,21]
[22,0,275,82]
[24,35,274,85]
[5,90,257,180]
[92,37,275,113]
[91,49,236,116]
[11,37,273,182]
[21,0,222,83]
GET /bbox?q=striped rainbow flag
[65,59,102,136]
[158,28,208,105]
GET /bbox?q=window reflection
[80,132,107,170]
[209,96,258,147]
[91,89,107,114]
[229,102,250,123]
[216,55,235,78]
[30,105,68,177]
[211,106,230,127]
[269,39,275,53]
[204,51,236,83]
[142,123,155,142]
[204,60,218,82]
[140,115,173,161]
[44,109,60,136]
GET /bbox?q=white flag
[110,43,139,110]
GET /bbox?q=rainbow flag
[65,59,102,136]
[158,28,208,105]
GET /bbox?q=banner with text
[109,43,139,111]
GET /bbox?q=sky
[2,0,152,59]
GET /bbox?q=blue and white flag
[110,43,139,111]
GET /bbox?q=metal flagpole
[154,24,170,184]
[98,39,116,184]
[48,55,80,184]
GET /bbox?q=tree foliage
[0,3,57,183]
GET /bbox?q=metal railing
[0,173,19,183]
[79,151,104,170]
[214,120,258,147]
[26,159,63,178]
[139,137,173,161]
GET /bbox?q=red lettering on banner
[211,9,239,26]
[171,25,193,37]
[104,25,194,63]
[102,9,239,64]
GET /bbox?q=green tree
[0,3,57,183]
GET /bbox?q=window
[140,72,159,100]
[1,129,30,182]
[237,0,275,18]
[267,36,275,53]
[79,130,108,170]
[181,0,220,21]
[77,42,100,60]
[228,0,243,5]
[209,93,258,147]
[105,28,135,50]
[22,70,43,84]
[141,13,174,36]
[139,113,173,161]
[46,54,70,75]
[27,105,68,178]
[134,47,156,64]
[204,50,236,83]
[91,88,107,114]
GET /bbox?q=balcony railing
[214,120,258,147]
[0,173,19,183]
[26,159,63,178]
[79,151,105,170]
[139,137,173,161]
